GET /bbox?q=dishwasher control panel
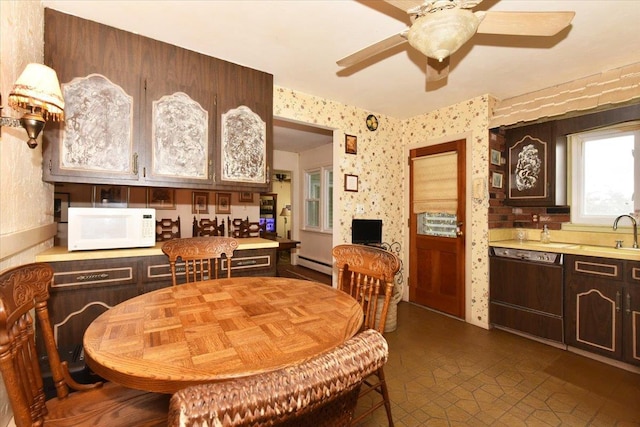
[492,247,562,264]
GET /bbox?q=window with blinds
[412,152,458,237]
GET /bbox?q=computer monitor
[351,219,382,245]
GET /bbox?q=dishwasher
[489,247,565,345]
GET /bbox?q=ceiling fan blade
[337,32,408,67]
[476,11,575,36]
[383,0,425,13]
[426,56,449,82]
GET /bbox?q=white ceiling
[41,0,640,152]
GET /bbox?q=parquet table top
[83,277,363,393]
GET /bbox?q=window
[304,166,333,232]
[305,170,320,229]
[324,169,333,231]
[569,122,639,225]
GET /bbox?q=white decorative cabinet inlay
[221,105,267,184]
[61,74,134,174]
[151,92,210,181]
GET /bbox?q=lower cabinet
[564,255,639,366]
[624,261,640,365]
[38,248,276,369]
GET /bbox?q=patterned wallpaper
[404,95,493,328]
[275,86,493,328]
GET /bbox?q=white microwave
[67,207,156,251]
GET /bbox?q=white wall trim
[0,223,57,261]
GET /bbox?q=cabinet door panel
[504,121,563,206]
[216,61,273,191]
[565,255,623,360]
[43,9,141,184]
[141,39,216,187]
[624,262,640,366]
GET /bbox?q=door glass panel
[418,212,458,237]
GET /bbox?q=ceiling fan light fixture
[407,8,480,61]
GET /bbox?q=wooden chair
[192,217,225,237]
[229,217,249,238]
[332,244,401,427]
[162,236,238,286]
[167,329,389,427]
[156,216,181,242]
[0,263,170,427]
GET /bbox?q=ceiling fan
[337,0,575,83]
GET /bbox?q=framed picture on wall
[192,191,209,214]
[92,185,129,208]
[492,172,503,189]
[216,192,232,214]
[239,192,253,203]
[490,149,502,166]
[147,188,176,209]
[54,192,70,223]
[345,134,357,155]
[344,174,359,192]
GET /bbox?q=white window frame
[569,121,639,226]
[324,168,333,232]
[303,166,333,233]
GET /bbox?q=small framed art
[345,174,359,192]
[239,192,253,203]
[93,185,129,208]
[492,172,503,189]
[192,191,209,214]
[147,188,176,209]
[490,149,502,166]
[345,134,357,155]
[216,192,232,214]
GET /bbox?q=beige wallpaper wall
[0,1,53,424]
[403,95,494,328]
[274,87,494,328]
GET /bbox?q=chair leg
[377,366,394,427]
[351,367,394,427]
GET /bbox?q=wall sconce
[0,63,64,148]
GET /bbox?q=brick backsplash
[487,129,570,230]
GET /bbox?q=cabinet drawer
[226,248,276,277]
[626,262,640,284]
[566,255,624,281]
[49,258,138,290]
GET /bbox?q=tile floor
[354,302,640,427]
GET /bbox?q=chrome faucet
[613,214,638,248]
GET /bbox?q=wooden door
[409,140,466,318]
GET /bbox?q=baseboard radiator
[297,255,333,276]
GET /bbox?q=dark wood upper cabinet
[42,8,272,192]
[504,121,566,207]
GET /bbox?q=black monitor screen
[351,219,382,245]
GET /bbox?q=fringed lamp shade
[8,63,64,121]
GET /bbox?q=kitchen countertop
[36,237,279,263]
[490,239,640,261]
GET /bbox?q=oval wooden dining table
[83,276,363,394]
